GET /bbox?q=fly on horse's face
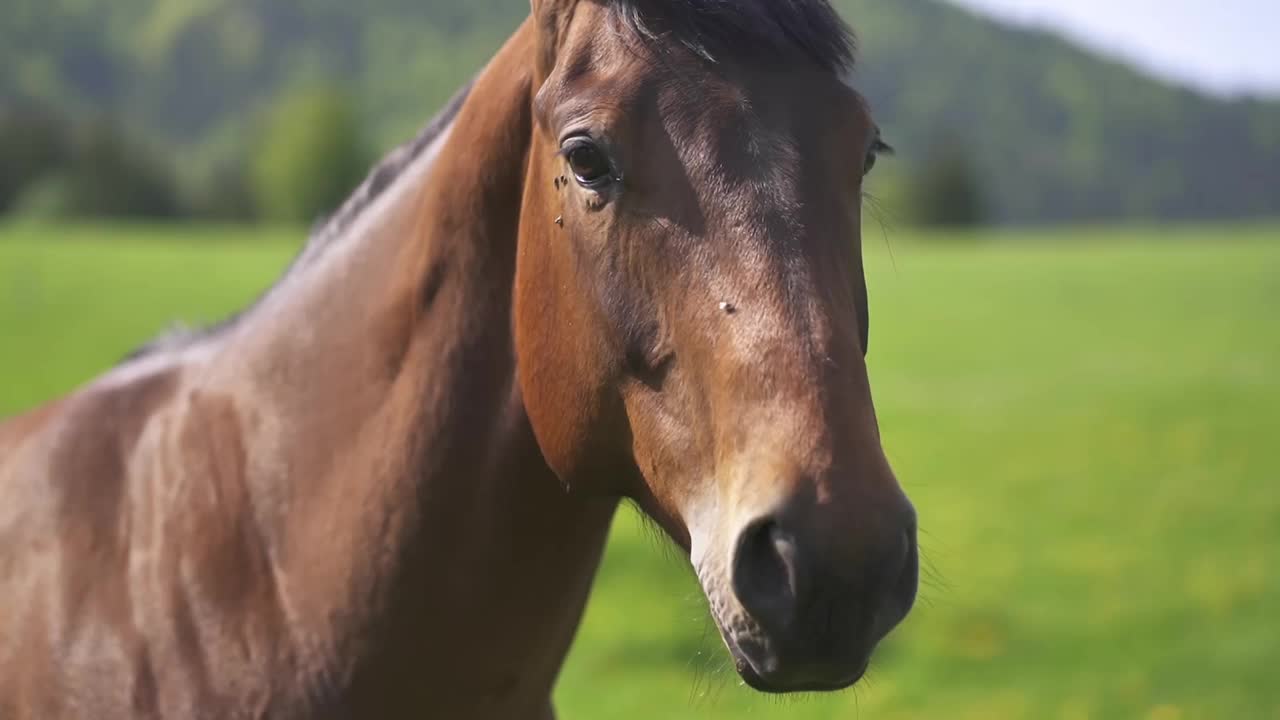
[516,0,918,694]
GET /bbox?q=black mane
[296,79,474,271]
[611,0,855,72]
[123,80,474,363]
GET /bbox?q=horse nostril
[892,528,920,616]
[868,524,918,646]
[732,518,803,631]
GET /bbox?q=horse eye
[864,137,893,178]
[863,151,878,176]
[565,141,613,187]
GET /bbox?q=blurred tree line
[1,0,1277,227]
[1,88,369,224]
[0,93,990,228]
[1,106,179,219]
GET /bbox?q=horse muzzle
[705,501,919,693]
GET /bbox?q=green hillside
[3,0,1279,224]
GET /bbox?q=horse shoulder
[0,362,182,716]
[0,359,296,718]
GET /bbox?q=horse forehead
[661,96,804,215]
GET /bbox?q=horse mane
[292,79,474,272]
[123,80,474,363]
[610,0,855,72]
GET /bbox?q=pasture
[2,222,1277,719]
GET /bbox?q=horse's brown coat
[0,2,916,717]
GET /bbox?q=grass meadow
[2,222,1278,719]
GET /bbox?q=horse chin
[700,579,871,695]
[714,621,869,694]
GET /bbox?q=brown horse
[0,1,917,717]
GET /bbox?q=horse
[0,1,918,717]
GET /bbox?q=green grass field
[2,222,1278,719]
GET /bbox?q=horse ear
[530,0,578,81]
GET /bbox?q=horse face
[516,0,917,693]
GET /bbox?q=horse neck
[214,21,616,702]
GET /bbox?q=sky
[949,0,1280,97]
